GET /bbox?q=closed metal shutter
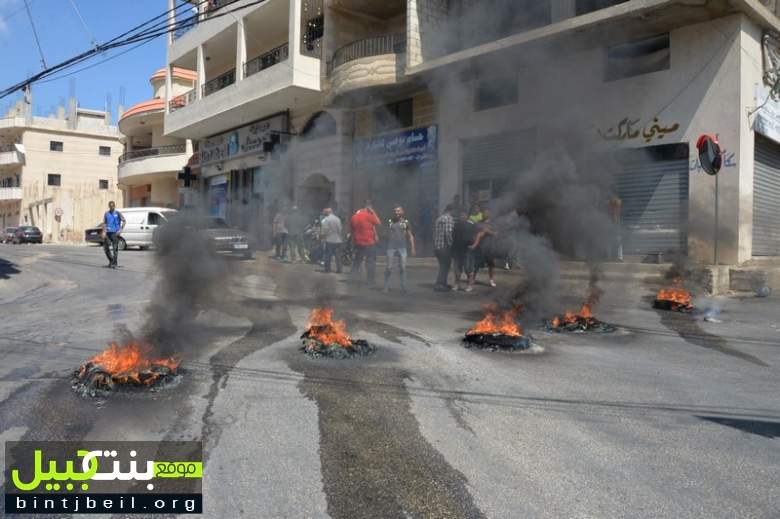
[753,135,780,256]
[616,143,689,255]
[462,130,534,183]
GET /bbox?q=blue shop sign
[354,125,438,166]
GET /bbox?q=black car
[1,227,17,243]
[84,223,104,245]
[154,215,253,259]
[13,226,42,244]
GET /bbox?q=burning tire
[654,278,694,312]
[300,308,376,359]
[463,306,534,352]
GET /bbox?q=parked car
[1,227,17,243]
[154,215,254,259]
[84,223,103,245]
[12,226,42,244]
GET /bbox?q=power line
[67,0,98,49]
[22,0,46,69]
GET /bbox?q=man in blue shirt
[101,201,126,268]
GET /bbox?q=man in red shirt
[350,200,381,286]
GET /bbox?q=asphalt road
[0,244,779,518]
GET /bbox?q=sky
[0,0,175,123]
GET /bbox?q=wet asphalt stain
[340,311,432,347]
[650,298,769,367]
[288,355,485,519]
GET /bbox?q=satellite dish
[696,134,722,176]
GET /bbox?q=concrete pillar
[197,44,206,99]
[167,0,176,45]
[236,17,246,81]
[551,0,576,23]
[165,64,173,114]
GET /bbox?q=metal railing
[169,88,197,112]
[173,20,197,40]
[202,69,236,97]
[205,0,239,17]
[329,33,406,74]
[244,43,289,78]
[118,144,186,164]
[0,144,17,153]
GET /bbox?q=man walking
[383,206,415,293]
[321,207,343,273]
[433,204,454,291]
[350,200,381,286]
[101,201,125,269]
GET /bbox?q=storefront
[353,125,439,255]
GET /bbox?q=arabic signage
[354,125,438,166]
[597,116,680,143]
[200,113,286,166]
[753,84,780,144]
[5,441,202,514]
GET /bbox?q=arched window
[300,111,337,140]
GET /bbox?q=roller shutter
[753,134,780,256]
[616,143,689,255]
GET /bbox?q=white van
[116,207,177,250]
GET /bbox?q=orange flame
[552,286,601,326]
[88,342,179,385]
[656,277,692,309]
[305,308,352,347]
[467,305,523,337]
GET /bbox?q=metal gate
[753,134,780,256]
[462,130,535,205]
[615,143,689,255]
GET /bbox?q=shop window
[475,74,518,111]
[47,174,61,186]
[49,141,63,152]
[99,146,111,156]
[605,33,670,82]
[576,0,628,15]
[374,99,413,133]
[99,179,109,189]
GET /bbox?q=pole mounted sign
[696,134,722,176]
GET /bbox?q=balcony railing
[202,69,236,97]
[0,187,22,201]
[329,33,406,74]
[205,0,240,18]
[119,144,187,164]
[169,88,197,112]
[244,43,289,78]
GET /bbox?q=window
[99,146,111,156]
[49,141,63,152]
[475,74,518,111]
[302,15,324,55]
[576,0,628,15]
[148,212,163,225]
[99,179,109,189]
[605,33,670,81]
[374,99,413,133]
[47,174,61,186]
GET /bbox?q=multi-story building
[163,0,780,262]
[118,67,197,208]
[0,100,123,242]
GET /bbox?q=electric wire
[22,0,47,69]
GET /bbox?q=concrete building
[163,0,780,263]
[0,99,122,242]
[118,68,197,208]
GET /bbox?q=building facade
[118,68,196,208]
[0,100,122,242]
[163,0,780,263]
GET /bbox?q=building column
[165,63,173,114]
[551,0,576,23]
[236,16,246,81]
[167,0,176,45]
[197,44,206,100]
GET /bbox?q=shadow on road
[0,257,21,279]
[698,416,780,438]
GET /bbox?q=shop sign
[354,125,438,166]
[200,113,287,166]
[754,84,780,144]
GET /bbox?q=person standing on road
[469,208,498,287]
[272,208,289,261]
[452,209,478,292]
[433,204,455,292]
[321,207,343,273]
[350,200,381,286]
[287,205,308,263]
[383,206,415,293]
[101,201,126,269]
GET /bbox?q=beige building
[162,0,780,262]
[118,67,197,208]
[0,101,122,242]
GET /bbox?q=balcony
[0,146,24,168]
[328,34,406,103]
[169,88,198,112]
[202,68,236,97]
[245,43,289,77]
[0,187,22,201]
[118,144,188,182]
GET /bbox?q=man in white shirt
[320,207,343,273]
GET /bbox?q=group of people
[271,198,502,294]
